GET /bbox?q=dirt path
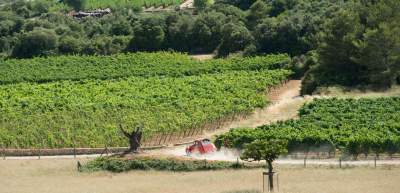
[179,0,193,9]
[202,80,305,138]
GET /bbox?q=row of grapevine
[215,98,400,158]
[0,52,290,85]
[0,70,291,148]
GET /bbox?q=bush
[58,36,82,54]
[63,0,86,11]
[11,28,57,58]
[81,156,264,172]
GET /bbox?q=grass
[1,158,400,193]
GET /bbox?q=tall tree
[246,0,270,29]
[217,22,254,56]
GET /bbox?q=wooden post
[339,157,342,168]
[73,127,77,159]
[2,143,5,160]
[158,134,163,145]
[73,142,77,159]
[263,173,265,192]
[277,173,279,192]
[38,138,43,160]
[374,156,377,168]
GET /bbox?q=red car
[186,138,217,155]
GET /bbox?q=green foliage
[241,139,287,162]
[58,36,83,54]
[215,0,256,10]
[0,53,291,148]
[63,0,87,11]
[246,0,269,29]
[194,0,208,10]
[217,22,254,57]
[81,156,263,172]
[128,16,165,51]
[83,0,183,10]
[216,98,400,158]
[11,28,58,58]
[0,52,290,84]
[304,0,400,93]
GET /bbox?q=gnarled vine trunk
[119,124,143,153]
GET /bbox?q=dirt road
[179,0,193,9]
[198,80,306,138]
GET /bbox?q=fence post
[73,143,77,159]
[277,173,279,192]
[72,126,77,159]
[38,148,41,160]
[303,156,307,168]
[38,137,43,160]
[374,156,377,168]
[339,157,342,168]
[1,143,5,160]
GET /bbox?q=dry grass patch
[1,159,400,193]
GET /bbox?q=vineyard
[0,52,289,85]
[216,98,400,158]
[0,52,291,149]
[84,0,184,9]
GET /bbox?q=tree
[191,11,226,52]
[12,28,58,58]
[317,10,364,86]
[269,0,298,17]
[353,22,400,88]
[110,18,132,36]
[217,22,254,57]
[194,0,213,10]
[58,36,83,54]
[246,0,270,29]
[119,124,143,153]
[165,13,194,51]
[215,0,256,10]
[241,139,288,192]
[128,16,165,51]
[63,0,86,11]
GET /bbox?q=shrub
[11,28,57,58]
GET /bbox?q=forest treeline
[0,0,399,92]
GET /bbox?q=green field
[84,0,184,9]
[216,98,400,157]
[0,52,291,149]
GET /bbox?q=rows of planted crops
[216,98,400,158]
[0,52,291,148]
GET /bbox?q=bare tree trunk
[120,124,143,153]
[267,160,274,192]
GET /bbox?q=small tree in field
[241,139,288,191]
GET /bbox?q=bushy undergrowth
[82,156,264,172]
